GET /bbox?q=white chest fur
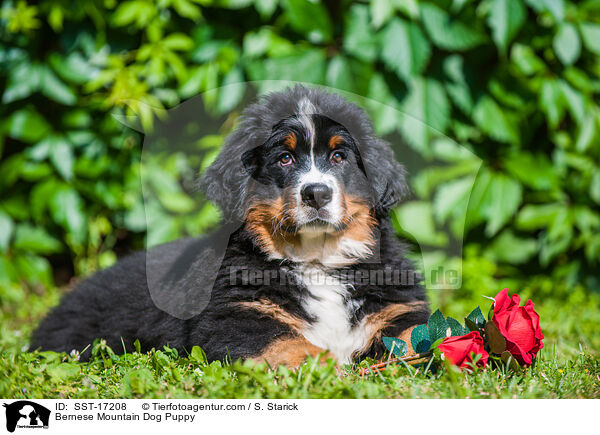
[295,266,369,364]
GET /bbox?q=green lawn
[1,274,599,399]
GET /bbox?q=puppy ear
[241,147,259,178]
[362,138,410,215]
[199,129,256,222]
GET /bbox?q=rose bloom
[438,331,489,369]
[492,288,544,366]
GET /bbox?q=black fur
[30,86,428,362]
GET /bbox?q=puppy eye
[279,152,294,166]
[330,151,345,164]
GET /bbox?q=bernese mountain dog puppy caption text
[30,86,430,368]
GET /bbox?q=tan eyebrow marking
[284,133,297,150]
[329,135,344,149]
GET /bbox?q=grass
[1,268,599,399]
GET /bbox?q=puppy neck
[278,229,375,267]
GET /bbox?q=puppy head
[200,86,408,263]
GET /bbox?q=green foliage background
[1,0,599,327]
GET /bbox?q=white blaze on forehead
[297,97,317,160]
[296,98,343,224]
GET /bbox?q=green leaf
[283,0,333,43]
[559,80,586,125]
[13,224,62,254]
[158,192,196,213]
[217,67,245,114]
[488,0,526,54]
[246,50,326,91]
[479,173,523,236]
[40,66,76,105]
[46,135,74,180]
[380,18,430,81]
[465,168,493,230]
[410,324,431,353]
[553,23,581,66]
[190,346,207,364]
[49,52,98,85]
[443,55,473,115]
[254,0,277,19]
[525,0,564,21]
[0,211,15,253]
[365,74,398,135]
[2,62,42,104]
[6,109,51,143]
[433,177,473,224]
[420,3,486,51]
[473,95,519,145]
[446,317,468,336]
[47,363,81,382]
[343,5,378,62]
[396,0,419,19]
[427,309,450,342]
[466,306,486,329]
[113,0,156,27]
[579,22,600,55]
[326,56,354,91]
[371,0,394,28]
[575,115,597,153]
[400,77,450,154]
[49,187,87,245]
[0,257,19,285]
[503,153,559,190]
[392,202,448,247]
[539,79,566,128]
[485,229,538,265]
[511,44,546,76]
[14,254,53,287]
[382,337,408,357]
[162,33,194,51]
[590,173,600,205]
[516,203,562,230]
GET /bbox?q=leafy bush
[1,0,599,297]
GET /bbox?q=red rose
[438,331,489,369]
[492,288,544,366]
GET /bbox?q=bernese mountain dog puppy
[30,86,429,367]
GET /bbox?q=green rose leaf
[382,337,408,357]
[465,306,486,330]
[411,324,431,353]
[446,316,469,336]
[427,309,450,342]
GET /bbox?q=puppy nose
[301,183,332,209]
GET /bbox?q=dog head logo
[3,401,50,432]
